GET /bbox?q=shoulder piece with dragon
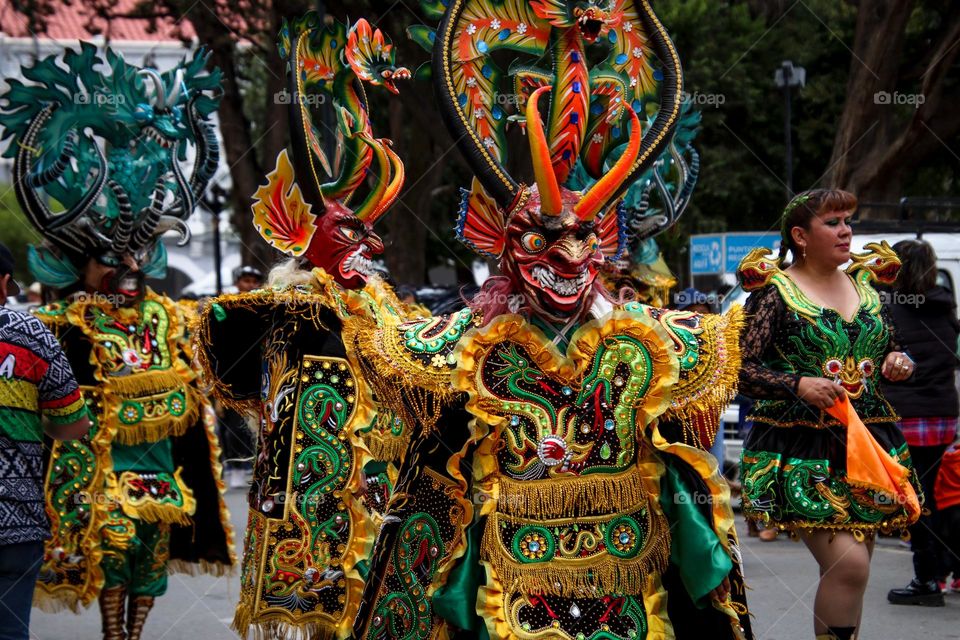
[845,240,901,287]
[737,247,782,291]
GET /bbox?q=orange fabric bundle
[825,394,920,519]
[934,445,960,512]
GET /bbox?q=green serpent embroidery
[576,335,652,470]
[784,459,842,520]
[294,383,351,557]
[624,302,700,371]
[402,308,473,354]
[369,513,444,640]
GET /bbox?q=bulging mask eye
[587,234,599,253]
[521,232,546,253]
[340,227,361,242]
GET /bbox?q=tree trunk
[825,0,914,200]
[826,2,960,215]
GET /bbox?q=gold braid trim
[741,510,914,542]
[495,467,650,519]
[35,385,113,612]
[659,305,744,449]
[479,502,671,599]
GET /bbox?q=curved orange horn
[574,106,642,222]
[367,139,405,224]
[527,86,563,216]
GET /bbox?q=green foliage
[0,186,42,278]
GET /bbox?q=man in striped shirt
[0,243,89,640]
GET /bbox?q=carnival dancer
[194,14,415,639]
[345,2,753,638]
[737,190,921,640]
[0,45,235,639]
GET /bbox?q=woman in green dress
[737,189,920,640]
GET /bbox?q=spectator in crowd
[24,283,42,306]
[233,265,264,293]
[0,243,90,640]
[884,239,959,607]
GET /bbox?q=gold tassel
[166,558,235,578]
[360,429,411,463]
[106,369,187,397]
[496,468,650,519]
[120,500,194,526]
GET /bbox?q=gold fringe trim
[110,467,197,524]
[661,305,744,449]
[167,558,234,578]
[231,607,339,640]
[342,315,456,434]
[121,499,193,525]
[496,467,649,519]
[107,368,187,397]
[480,509,671,599]
[360,428,411,463]
[33,588,85,614]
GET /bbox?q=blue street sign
[724,233,781,273]
[690,235,724,275]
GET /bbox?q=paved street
[30,488,960,639]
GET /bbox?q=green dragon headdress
[0,43,222,286]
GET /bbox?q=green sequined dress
[738,273,921,537]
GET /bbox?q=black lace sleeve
[738,285,801,400]
[879,303,905,355]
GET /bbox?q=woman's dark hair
[777,189,858,262]
[892,239,937,294]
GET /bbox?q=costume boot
[126,595,155,640]
[887,578,945,606]
[98,587,127,640]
